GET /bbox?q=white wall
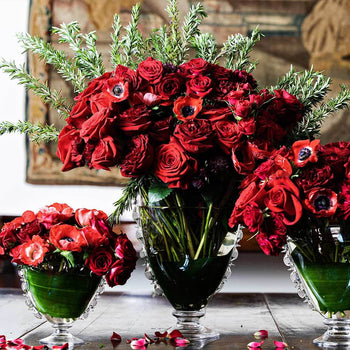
[0,0,125,217]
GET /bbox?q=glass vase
[284,223,350,348]
[18,266,104,347]
[137,205,242,342]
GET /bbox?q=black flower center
[182,106,195,117]
[314,196,331,211]
[298,147,312,161]
[113,84,124,97]
[61,236,74,242]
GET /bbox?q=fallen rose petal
[143,334,154,344]
[130,338,148,347]
[247,340,264,349]
[273,340,288,348]
[15,345,31,350]
[126,338,138,344]
[7,339,24,346]
[171,338,190,347]
[154,331,167,338]
[0,336,5,343]
[168,330,184,339]
[111,332,122,346]
[253,330,268,340]
[32,346,49,350]
[52,343,69,350]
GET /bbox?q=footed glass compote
[137,205,242,342]
[18,266,104,347]
[284,224,350,348]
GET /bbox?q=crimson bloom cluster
[0,203,137,287]
[229,140,350,255]
[57,57,304,191]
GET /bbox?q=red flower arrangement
[229,139,350,257]
[0,203,137,287]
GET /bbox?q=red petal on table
[130,338,147,347]
[0,336,5,343]
[52,343,68,349]
[32,346,49,350]
[247,340,264,349]
[168,330,184,339]
[273,340,288,348]
[111,332,122,346]
[154,331,167,338]
[253,329,268,340]
[170,338,190,347]
[7,339,24,346]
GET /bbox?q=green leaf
[148,182,173,204]
[60,250,75,268]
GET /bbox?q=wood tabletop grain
[0,290,324,349]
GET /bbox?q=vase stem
[314,318,350,348]
[170,309,219,341]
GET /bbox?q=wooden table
[0,289,326,349]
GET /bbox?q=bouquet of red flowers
[0,203,137,287]
[229,139,350,260]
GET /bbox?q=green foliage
[191,33,218,63]
[110,14,122,67]
[60,250,75,268]
[148,182,173,204]
[0,120,59,143]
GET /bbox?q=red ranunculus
[57,125,86,171]
[214,120,241,155]
[85,247,115,276]
[49,224,87,252]
[243,202,263,233]
[114,233,137,261]
[173,119,214,154]
[290,139,320,168]
[19,235,49,267]
[37,203,74,229]
[304,188,338,217]
[265,176,302,225]
[119,134,154,177]
[105,258,136,287]
[295,165,334,192]
[186,75,212,98]
[256,232,286,256]
[154,139,198,189]
[319,142,350,177]
[117,105,151,135]
[173,95,203,122]
[81,226,109,248]
[137,57,163,84]
[89,136,121,170]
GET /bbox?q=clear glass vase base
[39,333,84,347]
[313,320,350,348]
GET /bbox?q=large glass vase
[18,266,104,347]
[137,205,242,342]
[284,223,350,348]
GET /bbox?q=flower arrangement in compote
[1,0,350,343]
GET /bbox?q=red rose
[232,70,257,90]
[339,182,350,220]
[19,235,49,267]
[290,139,320,168]
[156,73,182,100]
[231,141,256,175]
[137,57,163,84]
[0,228,16,252]
[269,213,287,236]
[226,90,246,105]
[304,188,338,217]
[119,134,154,177]
[201,106,233,122]
[179,58,211,76]
[113,64,141,90]
[243,202,263,233]
[256,232,286,256]
[117,105,151,135]
[37,203,74,229]
[173,95,203,122]
[89,136,120,170]
[295,165,334,192]
[256,112,287,144]
[238,117,256,135]
[154,139,198,189]
[75,208,112,238]
[114,233,137,261]
[49,224,87,252]
[319,142,350,177]
[67,99,91,129]
[186,75,212,98]
[214,120,241,155]
[265,177,302,225]
[148,116,174,143]
[233,99,254,119]
[85,247,114,276]
[57,125,85,171]
[173,119,214,154]
[16,220,42,243]
[81,226,109,248]
[105,258,136,287]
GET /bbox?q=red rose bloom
[115,233,137,261]
[173,95,203,122]
[214,120,241,155]
[75,208,108,227]
[304,188,338,217]
[231,141,256,175]
[265,176,302,225]
[201,106,233,121]
[233,99,254,119]
[85,247,114,276]
[186,75,212,98]
[81,226,109,248]
[154,139,198,189]
[117,105,151,135]
[243,202,263,233]
[238,117,256,135]
[339,182,350,220]
[49,224,87,252]
[37,203,74,229]
[256,232,286,256]
[173,119,214,154]
[290,139,320,168]
[90,136,121,170]
[105,258,136,287]
[148,116,173,143]
[156,73,182,100]
[295,165,334,192]
[119,134,154,177]
[20,235,49,267]
[179,58,210,76]
[67,99,91,129]
[137,57,163,84]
